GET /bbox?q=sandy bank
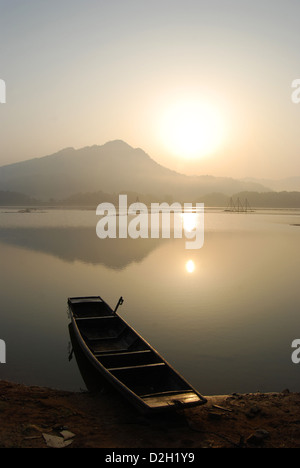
[0,380,299,448]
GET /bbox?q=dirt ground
[0,380,299,448]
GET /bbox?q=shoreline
[0,380,299,448]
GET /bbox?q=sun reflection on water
[181,212,198,232]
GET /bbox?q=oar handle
[114,296,124,314]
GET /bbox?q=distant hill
[0,190,39,205]
[243,176,300,192]
[0,140,270,201]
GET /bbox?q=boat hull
[68,296,207,413]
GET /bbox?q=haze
[0,0,300,179]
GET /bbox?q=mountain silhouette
[0,140,270,200]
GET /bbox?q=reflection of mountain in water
[0,227,163,269]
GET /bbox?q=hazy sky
[0,0,300,179]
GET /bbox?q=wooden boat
[68,295,207,414]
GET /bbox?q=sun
[185,259,195,273]
[159,99,225,159]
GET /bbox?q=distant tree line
[223,191,300,208]
[2,189,300,209]
[0,190,39,205]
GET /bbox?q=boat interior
[73,312,192,399]
[70,298,112,318]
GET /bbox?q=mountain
[0,140,271,201]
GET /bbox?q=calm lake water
[0,207,299,396]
